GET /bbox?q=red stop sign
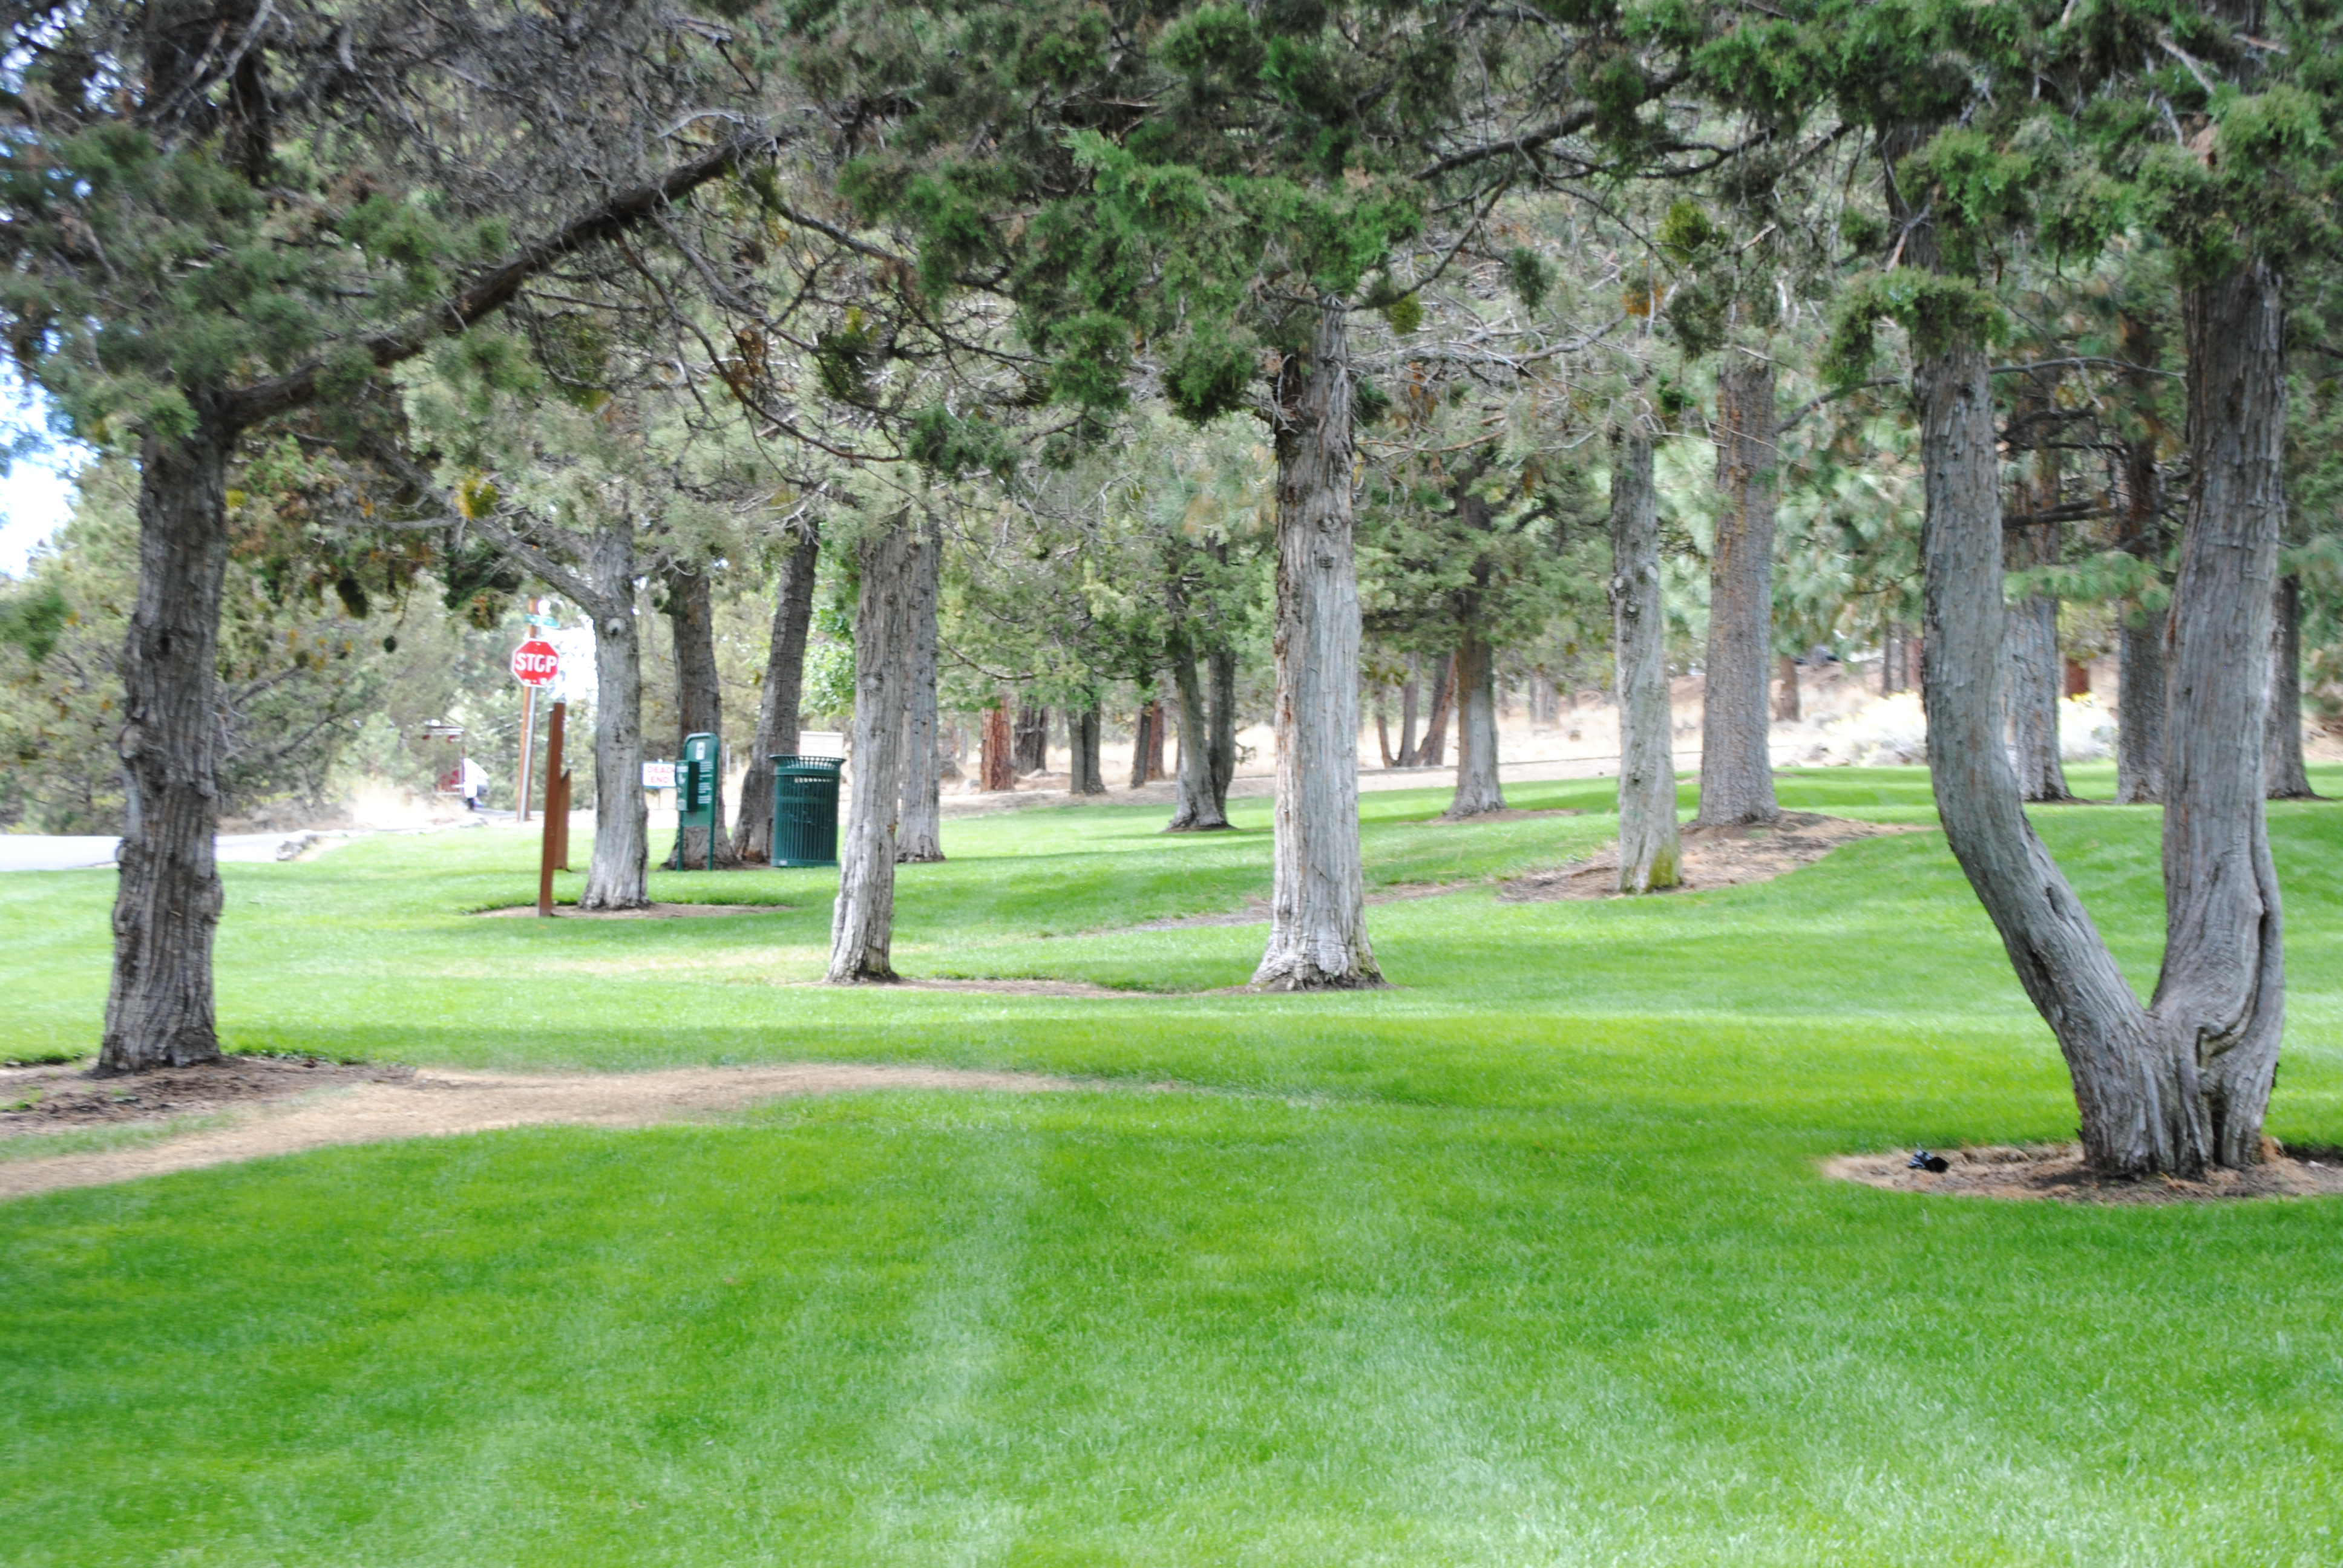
[510,638,561,688]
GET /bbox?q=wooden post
[537,700,567,916]
[516,684,538,822]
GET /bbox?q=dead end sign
[511,639,560,688]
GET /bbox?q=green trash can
[771,755,842,867]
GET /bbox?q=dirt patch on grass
[473,902,798,919]
[1415,806,1587,825]
[1499,812,1927,901]
[2,1055,411,1127]
[0,1059,1086,1202]
[1826,1142,2343,1203]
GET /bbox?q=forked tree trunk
[1168,638,1232,830]
[1254,298,1380,989]
[1773,654,1800,722]
[1144,698,1167,780]
[898,513,946,861]
[1072,706,1107,794]
[1915,260,2286,1175]
[579,516,649,911]
[1609,429,1682,893]
[663,563,736,870]
[1447,622,1504,817]
[2266,575,2313,800]
[734,519,820,863]
[1694,360,1782,828]
[828,517,916,983]
[100,427,234,1074]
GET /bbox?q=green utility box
[771,754,842,867]
[677,732,721,871]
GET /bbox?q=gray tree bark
[1694,360,1782,828]
[2006,381,2071,800]
[99,427,233,1073]
[1397,667,1420,766]
[1208,641,1238,807]
[898,512,946,860]
[828,517,917,983]
[733,518,820,863]
[2007,524,2071,801]
[662,563,736,869]
[578,513,649,911]
[2266,575,2314,799]
[2117,607,2168,805]
[1417,655,1454,768]
[1168,637,1232,830]
[1609,429,1682,893]
[1914,258,2286,1175]
[2115,434,2166,805]
[1071,707,1107,794]
[1254,298,1381,989]
[1447,623,1505,817]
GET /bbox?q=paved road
[0,833,349,872]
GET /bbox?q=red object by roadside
[510,639,560,688]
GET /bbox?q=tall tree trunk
[1610,429,1682,893]
[1397,668,1420,766]
[1913,261,2286,1175]
[2266,575,2313,799]
[899,513,946,860]
[1447,621,1505,817]
[1208,642,1237,806]
[1376,702,1395,768]
[2114,333,2167,806]
[2007,387,2071,800]
[100,428,233,1074]
[578,515,649,911]
[1071,706,1107,794]
[1253,298,1381,989]
[980,699,1015,791]
[1773,654,1800,722]
[1168,639,1232,830]
[1694,359,1783,828]
[663,563,736,870]
[828,518,916,983]
[1014,701,1049,774]
[733,519,819,863]
[1129,699,1154,788]
[1418,654,1454,768]
[2117,607,2168,804]
[1144,698,1167,780]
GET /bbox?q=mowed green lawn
[5,766,2343,1566]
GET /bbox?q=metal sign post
[510,623,561,825]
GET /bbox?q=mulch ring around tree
[1499,812,1929,901]
[2,1054,414,1130]
[1825,1143,2343,1203]
[472,903,798,919]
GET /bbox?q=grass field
[5,765,2343,1565]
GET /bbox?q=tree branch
[228,127,779,428]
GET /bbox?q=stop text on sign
[510,639,561,688]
